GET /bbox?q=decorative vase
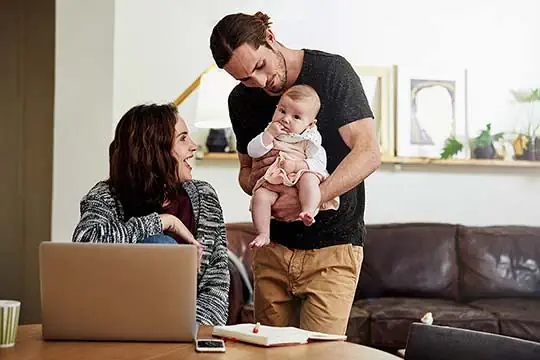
[206,129,229,153]
[513,135,534,161]
[473,144,496,159]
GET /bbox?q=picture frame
[395,65,468,158]
[354,65,396,157]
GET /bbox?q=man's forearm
[239,166,253,195]
[320,147,380,203]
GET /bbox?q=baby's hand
[266,122,286,138]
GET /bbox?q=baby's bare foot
[299,212,315,226]
[249,234,271,248]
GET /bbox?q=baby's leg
[297,173,321,226]
[250,187,279,248]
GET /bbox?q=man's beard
[266,48,288,96]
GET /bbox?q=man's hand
[263,183,301,222]
[249,149,279,191]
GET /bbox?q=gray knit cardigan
[72,180,230,326]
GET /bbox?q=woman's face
[172,116,197,182]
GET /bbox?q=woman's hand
[249,149,279,192]
[159,214,204,270]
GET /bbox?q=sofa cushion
[226,222,256,284]
[458,226,540,300]
[353,297,499,349]
[469,298,540,342]
[347,304,370,345]
[358,223,459,301]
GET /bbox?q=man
[210,11,380,335]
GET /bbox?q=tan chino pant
[252,242,364,335]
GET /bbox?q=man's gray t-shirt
[228,49,374,249]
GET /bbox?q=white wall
[53,0,540,234]
[115,0,540,133]
[52,0,115,242]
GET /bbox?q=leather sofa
[225,222,540,350]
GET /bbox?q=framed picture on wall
[395,65,468,158]
[354,65,396,157]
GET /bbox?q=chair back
[405,323,540,360]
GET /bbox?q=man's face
[223,42,287,96]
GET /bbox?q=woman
[72,103,230,326]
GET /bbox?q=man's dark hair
[210,12,272,68]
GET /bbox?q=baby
[247,84,339,248]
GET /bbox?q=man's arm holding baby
[319,119,380,204]
[267,118,380,221]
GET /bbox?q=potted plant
[440,136,463,159]
[511,88,540,161]
[470,123,504,159]
[512,124,539,161]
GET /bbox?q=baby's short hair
[282,85,321,116]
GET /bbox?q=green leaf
[511,88,540,102]
[474,123,504,147]
[440,137,463,159]
[475,124,492,147]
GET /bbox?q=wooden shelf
[196,152,238,160]
[197,152,540,168]
[381,156,540,168]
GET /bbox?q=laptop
[39,242,199,342]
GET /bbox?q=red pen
[253,322,260,334]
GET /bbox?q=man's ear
[265,29,276,45]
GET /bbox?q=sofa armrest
[227,250,253,325]
[228,249,253,303]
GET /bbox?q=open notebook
[212,323,347,347]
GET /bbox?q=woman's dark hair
[108,103,179,218]
[210,11,272,68]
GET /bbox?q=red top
[163,187,195,243]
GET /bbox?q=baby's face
[271,95,316,134]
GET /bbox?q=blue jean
[141,234,177,244]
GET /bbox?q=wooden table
[0,325,400,360]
